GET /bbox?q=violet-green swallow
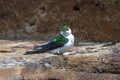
[25,26,74,55]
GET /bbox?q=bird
[25,25,74,55]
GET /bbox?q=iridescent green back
[53,35,68,45]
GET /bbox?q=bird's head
[60,25,72,36]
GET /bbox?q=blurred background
[0,0,120,42]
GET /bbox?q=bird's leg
[57,51,60,54]
[57,51,63,55]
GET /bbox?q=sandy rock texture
[0,0,120,41]
[0,40,120,80]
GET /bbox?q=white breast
[64,34,74,47]
[49,34,74,54]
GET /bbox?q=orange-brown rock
[0,68,24,80]
[0,40,120,80]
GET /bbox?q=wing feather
[24,35,68,55]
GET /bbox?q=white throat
[60,28,72,37]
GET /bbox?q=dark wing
[24,35,68,55]
[24,45,49,55]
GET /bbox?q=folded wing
[25,35,68,55]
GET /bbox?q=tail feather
[24,45,49,55]
[24,41,61,55]
[24,51,37,55]
[24,50,44,55]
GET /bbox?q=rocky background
[0,0,120,42]
[0,40,120,80]
[0,0,120,80]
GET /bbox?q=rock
[99,51,120,74]
[22,62,48,80]
[40,56,68,68]
[12,75,24,80]
[21,68,120,80]
[64,43,113,57]
[0,40,120,80]
[0,1,120,41]
[0,46,13,52]
[0,57,35,68]
[0,68,24,80]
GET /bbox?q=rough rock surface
[0,0,120,41]
[0,40,120,80]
